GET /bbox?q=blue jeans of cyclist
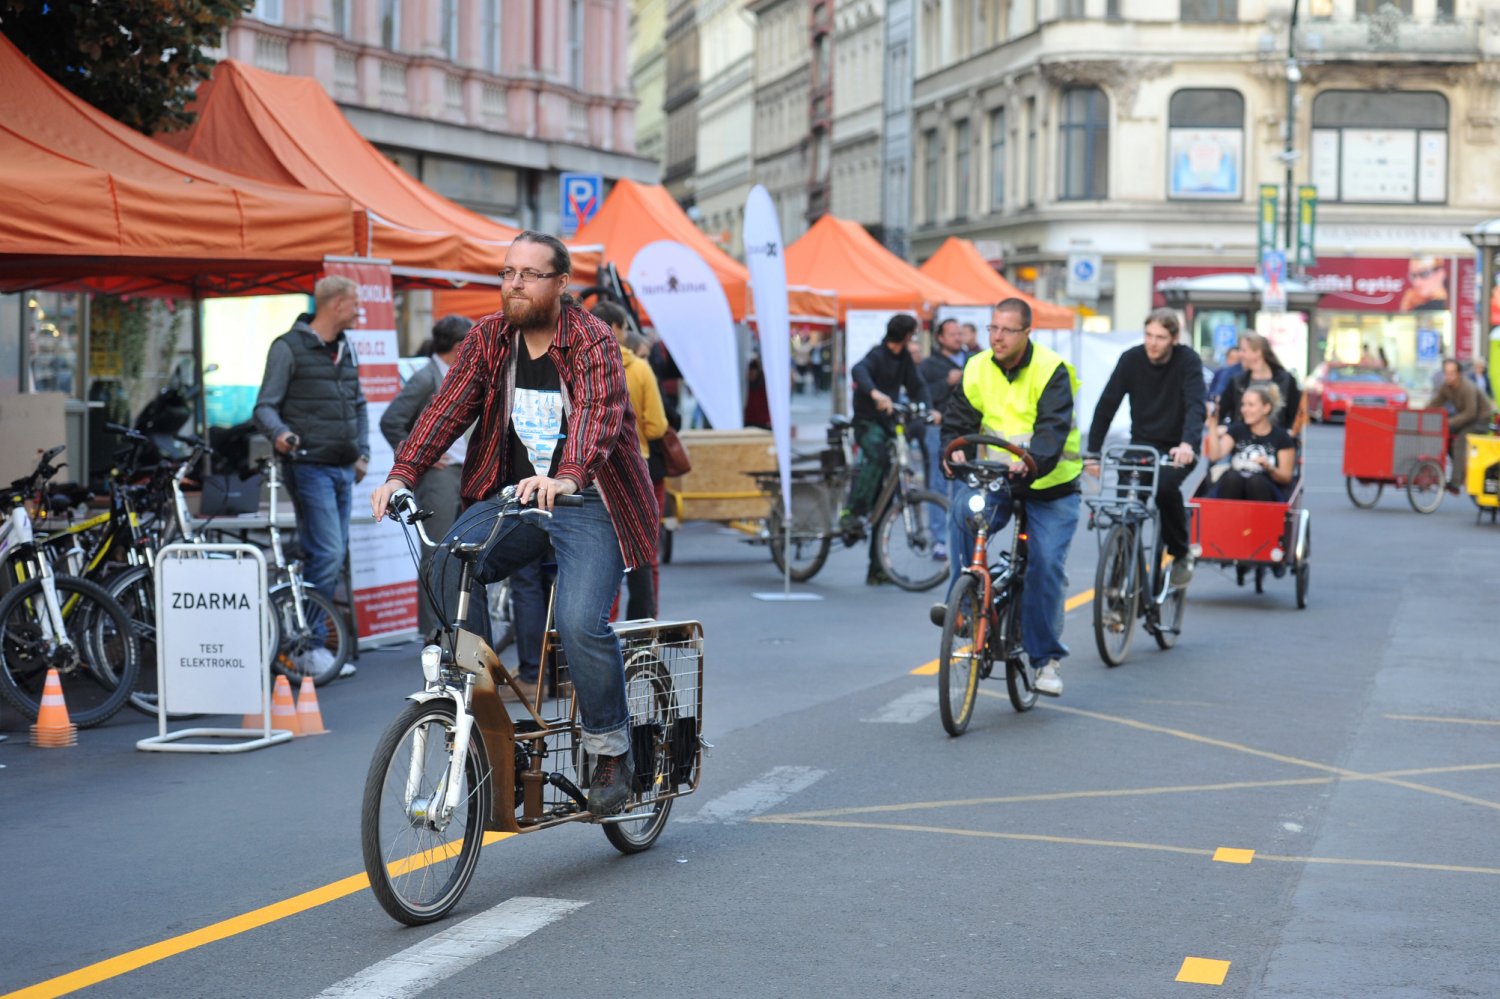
[924,424,953,539]
[946,483,1081,667]
[432,490,629,757]
[288,462,353,603]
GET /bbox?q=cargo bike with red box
[1341,406,1449,514]
[1188,432,1312,609]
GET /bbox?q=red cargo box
[1343,406,1446,481]
[1191,497,1290,563]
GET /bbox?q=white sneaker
[338,660,357,678]
[1034,660,1063,697]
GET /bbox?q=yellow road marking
[749,815,1500,877]
[2,832,516,999]
[1040,702,1500,813]
[1213,847,1255,865]
[1384,714,1500,727]
[909,588,1094,675]
[1177,957,1231,986]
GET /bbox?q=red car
[1305,363,1410,422]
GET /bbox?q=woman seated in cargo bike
[1206,383,1297,502]
[1193,381,1311,607]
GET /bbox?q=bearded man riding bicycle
[931,298,1082,698]
[371,230,654,817]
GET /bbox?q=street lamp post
[1283,0,1301,267]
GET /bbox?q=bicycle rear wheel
[604,650,676,853]
[875,488,949,592]
[361,700,493,926]
[767,482,832,582]
[1346,477,1382,509]
[938,574,985,736]
[1093,525,1139,667]
[0,575,139,727]
[269,586,350,685]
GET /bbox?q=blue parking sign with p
[560,173,603,235]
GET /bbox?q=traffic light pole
[1283,0,1301,264]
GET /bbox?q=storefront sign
[1455,254,1478,360]
[323,257,418,643]
[1153,258,1451,316]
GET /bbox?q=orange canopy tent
[785,215,970,320]
[162,60,524,289]
[0,35,358,297]
[573,179,749,319]
[919,237,1076,330]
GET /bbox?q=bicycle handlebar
[943,434,1039,482]
[391,485,584,552]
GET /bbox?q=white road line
[313,896,587,999]
[862,687,938,724]
[681,766,828,824]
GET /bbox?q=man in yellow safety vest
[932,297,1083,698]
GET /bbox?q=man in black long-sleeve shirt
[846,314,930,583]
[1086,308,1206,586]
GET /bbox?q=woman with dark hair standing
[1218,332,1301,431]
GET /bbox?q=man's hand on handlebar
[1083,459,1101,478]
[516,474,579,512]
[275,431,299,455]
[370,477,411,522]
[870,389,894,414]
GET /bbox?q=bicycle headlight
[967,493,987,514]
[421,644,443,683]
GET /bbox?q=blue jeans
[288,462,353,602]
[432,491,629,757]
[924,424,953,538]
[510,557,553,684]
[946,483,1081,667]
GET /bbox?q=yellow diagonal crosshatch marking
[1176,957,1231,985]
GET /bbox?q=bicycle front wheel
[767,482,832,582]
[603,650,677,854]
[1153,585,1187,651]
[875,488,950,592]
[361,700,493,926]
[938,574,986,736]
[0,575,139,727]
[1093,525,1139,667]
[270,586,350,686]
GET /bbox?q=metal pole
[1283,0,1301,261]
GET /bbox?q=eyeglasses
[985,325,1030,336]
[1408,266,1442,281]
[499,267,563,285]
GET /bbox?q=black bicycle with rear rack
[1084,444,1188,667]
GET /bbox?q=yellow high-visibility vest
[961,342,1082,490]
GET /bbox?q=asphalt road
[2,423,1498,998]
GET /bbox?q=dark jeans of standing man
[288,462,354,604]
[431,490,629,758]
[510,556,553,688]
[414,463,463,636]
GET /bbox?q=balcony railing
[1297,9,1479,59]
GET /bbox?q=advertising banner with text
[322,258,418,643]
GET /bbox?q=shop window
[990,107,1007,212]
[1168,88,1244,200]
[953,119,971,220]
[1181,0,1237,20]
[1059,87,1108,201]
[1310,90,1448,204]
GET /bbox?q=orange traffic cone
[31,668,77,748]
[271,674,301,736]
[295,676,327,735]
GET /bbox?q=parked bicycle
[0,445,140,726]
[1085,444,1188,667]
[757,400,948,590]
[935,435,1041,736]
[361,485,704,925]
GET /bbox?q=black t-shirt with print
[1224,421,1295,476]
[505,344,568,486]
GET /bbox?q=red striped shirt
[389,305,657,570]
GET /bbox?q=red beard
[504,294,556,330]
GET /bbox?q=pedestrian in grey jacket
[380,314,473,634]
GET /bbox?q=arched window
[1059,87,1108,200]
[1168,88,1245,200]
[1310,90,1448,204]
